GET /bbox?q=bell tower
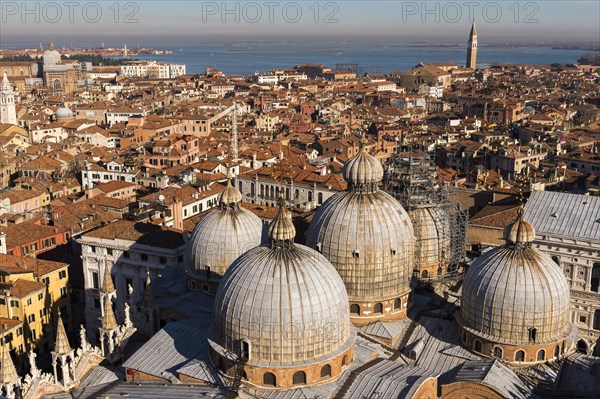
[466,21,478,69]
[0,72,17,125]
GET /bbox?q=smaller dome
[503,206,535,244]
[268,196,296,244]
[342,135,383,193]
[55,107,73,120]
[218,177,242,206]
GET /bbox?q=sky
[1,1,599,46]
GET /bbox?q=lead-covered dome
[459,208,572,364]
[211,197,354,388]
[307,135,415,325]
[188,178,264,291]
[410,205,452,279]
[55,107,73,120]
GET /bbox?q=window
[93,298,101,309]
[394,298,401,310]
[10,300,18,308]
[353,250,360,259]
[107,248,113,256]
[591,263,600,293]
[529,327,537,342]
[594,309,600,331]
[554,345,560,358]
[42,277,49,286]
[59,270,67,279]
[38,293,43,300]
[318,192,323,205]
[374,303,383,314]
[263,372,276,387]
[0,298,4,305]
[28,314,35,323]
[31,329,37,340]
[27,298,32,306]
[141,254,148,262]
[159,257,167,264]
[240,340,250,360]
[515,350,525,362]
[342,355,348,366]
[320,364,332,378]
[92,272,99,289]
[537,349,545,361]
[124,251,130,259]
[60,287,67,299]
[350,304,360,315]
[90,246,96,253]
[493,347,503,358]
[292,371,306,385]
[473,340,482,353]
[579,315,587,323]
[17,328,22,337]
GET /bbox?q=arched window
[263,372,276,387]
[53,79,62,90]
[473,340,482,353]
[308,191,313,202]
[342,355,347,366]
[515,350,525,362]
[591,262,600,293]
[529,327,537,342]
[393,298,401,310]
[577,339,588,354]
[260,185,264,197]
[537,349,545,361]
[292,371,306,385]
[294,189,299,199]
[493,346,503,359]
[320,364,331,379]
[270,186,275,199]
[285,187,290,200]
[551,256,560,265]
[318,192,323,204]
[240,340,250,360]
[374,303,383,314]
[251,183,255,195]
[421,270,428,279]
[554,345,560,358]
[350,304,360,315]
[238,181,243,192]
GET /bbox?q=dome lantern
[503,206,535,246]
[342,134,384,194]
[218,172,243,210]
[268,193,296,249]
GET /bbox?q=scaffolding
[384,147,467,282]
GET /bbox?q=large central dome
[306,135,415,325]
[458,208,573,365]
[210,196,354,389]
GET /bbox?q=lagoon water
[128,42,586,75]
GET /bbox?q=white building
[120,61,186,79]
[78,220,186,342]
[81,161,139,190]
[0,72,17,125]
[524,191,600,356]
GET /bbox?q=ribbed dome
[213,203,353,369]
[306,190,415,302]
[188,184,264,278]
[268,197,296,245]
[460,237,571,346]
[410,205,451,273]
[342,136,384,193]
[219,177,243,206]
[503,207,536,244]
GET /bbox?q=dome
[43,44,61,67]
[55,107,73,120]
[459,211,572,364]
[503,207,536,244]
[342,136,384,193]
[307,136,415,325]
[211,199,354,388]
[188,179,264,286]
[410,205,452,279]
